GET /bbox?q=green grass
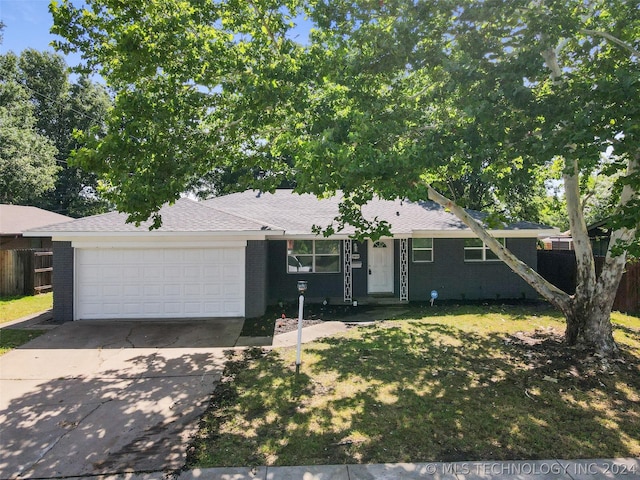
[0,329,47,355]
[0,293,52,324]
[188,305,640,467]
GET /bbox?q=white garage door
[75,248,245,320]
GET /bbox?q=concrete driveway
[0,318,244,479]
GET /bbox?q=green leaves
[48,0,639,244]
[0,53,59,204]
[51,0,311,223]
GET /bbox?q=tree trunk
[423,176,634,357]
[565,300,617,355]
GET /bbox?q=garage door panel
[143,265,163,278]
[75,247,245,319]
[103,266,124,281]
[121,250,143,263]
[103,285,122,297]
[203,267,221,280]
[143,302,162,315]
[202,249,221,261]
[123,284,143,297]
[185,267,202,279]
[103,303,122,315]
[143,284,163,297]
[183,302,203,314]
[164,302,182,314]
[123,303,142,314]
[122,266,142,280]
[163,284,182,296]
[203,284,221,296]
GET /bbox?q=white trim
[412,229,558,238]
[344,239,352,302]
[31,230,277,240]
[286,239,341,274]
[73,247,78,321]
[71,240,248,249]
[38,229,556,242]
[411,237,434,263]
[464,238,506,262]
[400,238,409,301]
[266,233,353,240]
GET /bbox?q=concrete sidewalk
[272,321,349,347]
[100,458,640,479]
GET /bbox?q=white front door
[368,240,394,294]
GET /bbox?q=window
[412,238,433,262]
[464,238,505,262]
[287,240,341,273]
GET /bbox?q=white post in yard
[296,293,304,374]
[295,280,307,375]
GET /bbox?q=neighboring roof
[26,190,557,237]
[27,198,269,233]
[0,205,73,235]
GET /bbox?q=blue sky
[0,0,79,62]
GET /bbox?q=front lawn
[187,305,640,467]
[0,329,47,355]
[0,293,52,324]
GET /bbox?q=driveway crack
[125,326,136,348]
[14,401,106,478]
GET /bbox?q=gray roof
[28,198,268,233]
[27,190,555,236]
[0,205,73,235]
[203,190,552,235]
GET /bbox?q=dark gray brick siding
[266,238,539,305]
[408,238,538,301]
[52,241,74,322]
[267,240,369,304]
[245,240,268,318]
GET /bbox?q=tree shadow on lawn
[188,322,640,467]
[0,350,226,478]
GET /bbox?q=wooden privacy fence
[537,250,640,313]
[0,249,53,297]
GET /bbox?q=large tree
[12,49,112,217]
[0,50,58,204]
[295,0,640,355]
[51,0,639,355]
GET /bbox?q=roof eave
[25,230,285,240]
[412,228,560,238]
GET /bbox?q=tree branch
[580,29,640,58]
[247,0,282,53]
[563,158,597,298]
[595,152,639,300]
[540,47,563,83]
[423,180,571,312]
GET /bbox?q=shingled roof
[27,190,555,236]
[203,190,552,235]
[28,198,269,233]
[0,205,73,235]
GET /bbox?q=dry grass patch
[187,305,640,468]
